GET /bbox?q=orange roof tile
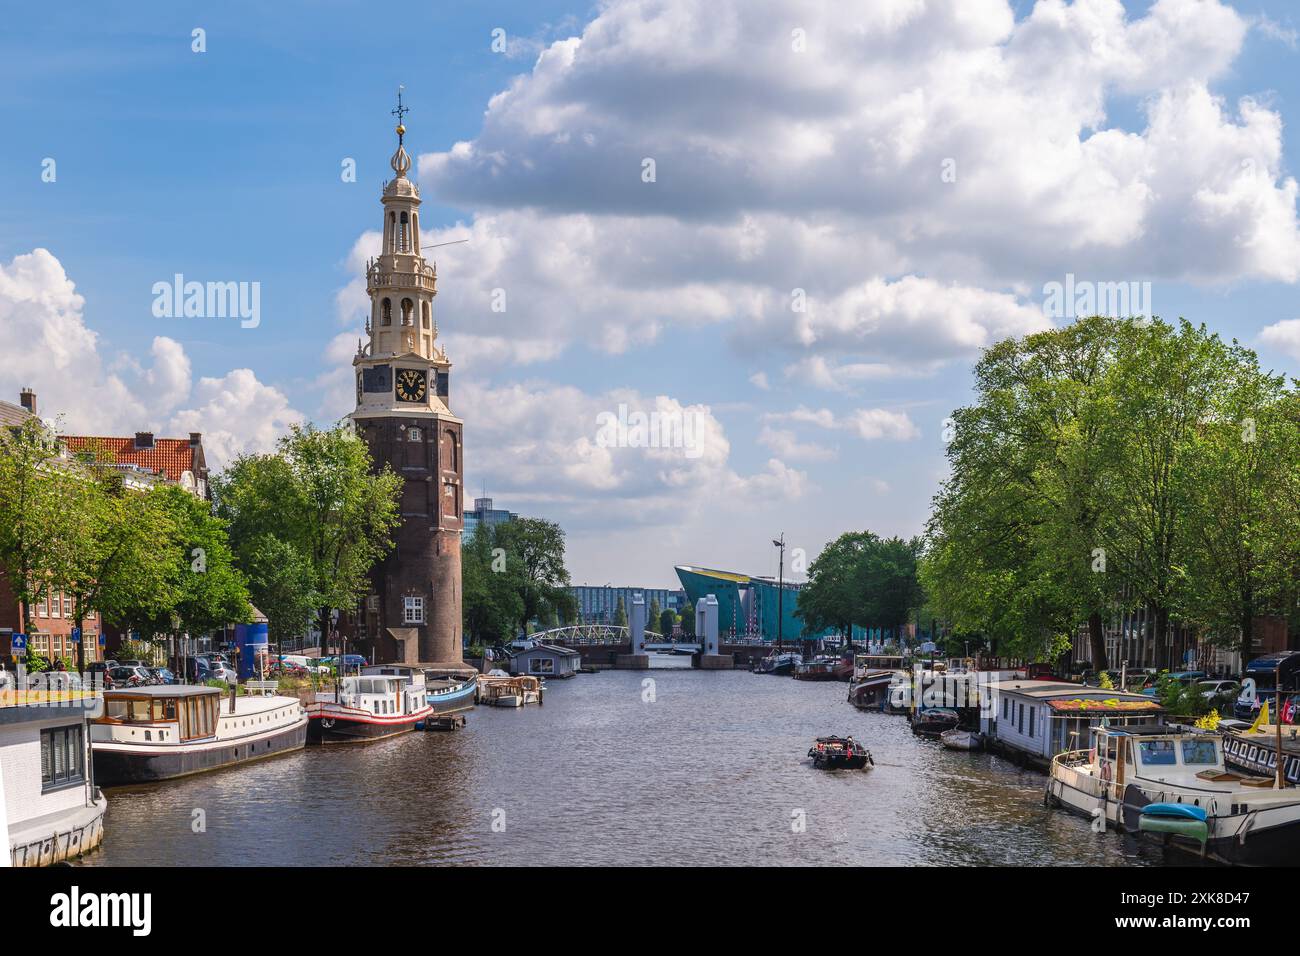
[63,436,200,483]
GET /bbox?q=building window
[1028,706,1035,738]
[382,298,392,326]
[403,596,425,625]
[37,592,48,617]
[367,594,379,612]
[408,427,421,442]
[40,725,85,792]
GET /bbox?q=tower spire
[390,85,412,178]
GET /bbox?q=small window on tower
[401,298,414,326]
[422,302,430,329]
[408,427,421,442]
[382,299,392,326]
[403,596,425,625]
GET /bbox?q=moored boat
[91,685,307,785]
[793,657,839,681]
[807,735,873,770]
[477,674,543,707]
[306,665,432,744]
[425,675,477,714]
[940,728,983,751]
[910,707,960,738]
[1046,725,1300,865]
[754,652,802,676]
[847,669,896,710]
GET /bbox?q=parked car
[1195,679,1240,708]
[149,667,178,685]
[108,665,151,687]
[269,660,308,677]
[1139,670,1208,697]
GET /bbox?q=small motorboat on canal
[1046,725,1300,865]
[807,735,873,770]
[306,665,432,744]
[940,728,983,751]
[910,707,960,738]
[91,685,308,785]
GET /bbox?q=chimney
[18,388,35,415]
[188,432,202,447]
[134,431,154,450]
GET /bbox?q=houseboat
[847,669,898,710]
[306,665,432,743]
[91,685,307,784]
[2,687,106,866]
[1222,724,1300,784]
[979,680,1164,770]
[793,657,839,681]
[509,642,580,679]
[1047,726,1300,865]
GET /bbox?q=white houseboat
[1,686,106,866]
[306,665,432,743]
[90,685,307,785]
[1047,725,1300,865]
[980,680,1164,769]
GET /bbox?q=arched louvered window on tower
[388,212,396,252]
[382,298,392,326]
[400,212,410,252]
[401,298,414,326]
[422,302,430,328]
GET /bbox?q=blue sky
[2,0,1299,588]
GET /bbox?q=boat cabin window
[1181,739,1218,765]
[179,694,218,740]
[106,697,178,723]
[1138,739,1177,766]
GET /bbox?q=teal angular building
[674,565,814,643]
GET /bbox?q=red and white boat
[306,665,433,744]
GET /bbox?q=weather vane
[392,85,409,142]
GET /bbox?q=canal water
[82,659,1167,866]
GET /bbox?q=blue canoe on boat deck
[1138,802,1209,842]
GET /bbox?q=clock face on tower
[395,368,427,403]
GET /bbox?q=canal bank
[78,669,1167,866]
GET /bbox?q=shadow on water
[81,669,1172,866]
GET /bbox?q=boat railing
[1050,749,1116,801]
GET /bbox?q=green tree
[798,531,877,645]
[0,418,66,639]
[130,486,253,644]
[659,608,676,636]
[647,596,661,635]
[679,600,695,636]
[614,596,627,628]
[461,525,523,645]
[215,424,402,657]
[48,465,181,672]
[491,518,574,635]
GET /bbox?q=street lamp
[772,533,785,652]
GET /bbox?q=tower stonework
[350,107,464,670]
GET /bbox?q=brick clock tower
[350,99,465,671]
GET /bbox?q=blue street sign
[70,627,81,644]
[98,634,105,647]
[11,633,27,651]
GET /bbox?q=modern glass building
[462,497,517,541]
[569,585,686,625]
